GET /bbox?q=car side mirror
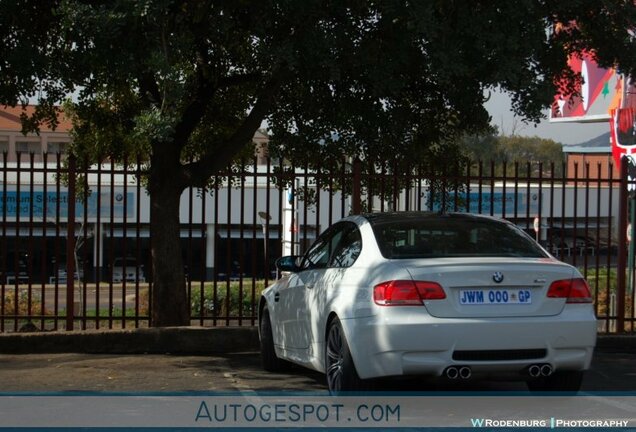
[275,256,301,273]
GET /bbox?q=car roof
[361,211,508,226]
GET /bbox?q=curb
[595,334,636,353]
[0,328,633,355]
[0,327,259,355]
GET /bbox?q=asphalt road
[0,348,633,393]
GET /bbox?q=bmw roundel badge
[492,272,504,283]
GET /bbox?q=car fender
[259,275,292,341]
[312,260,414,372]
[321,259,415,326]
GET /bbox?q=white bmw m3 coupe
[258,212,596,393]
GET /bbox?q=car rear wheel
[526,370,584,392]
[259,304,288,372]
[325,317,367,393]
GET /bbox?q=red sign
[551,52,622,122]
[610,107,636,167]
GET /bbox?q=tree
[1,1,635,326]
[460,131,566,176]
[498,135,566,176]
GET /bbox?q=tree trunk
[148,158,189,327]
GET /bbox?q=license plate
[459,289,532,305]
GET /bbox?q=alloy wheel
[326,322,344,392]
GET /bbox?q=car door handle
[274,292,280,302]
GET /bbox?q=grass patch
[1,289,45,316]
[189,280,267,318]
[582,267,633,318]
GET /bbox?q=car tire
[259,304,288,372]
[526,370,584,392]
[325,317,368,393]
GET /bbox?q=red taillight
[414,281,447,300]
[547,278,593,303]
[373,280,446,306]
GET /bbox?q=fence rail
[1,152,634,333]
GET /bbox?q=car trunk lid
[400,257,576,318]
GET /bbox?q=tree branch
[218,72,263,88]
[183,67,287,187]
[172,71,263,148]
[137,72,162,107]
[172,51,218,148]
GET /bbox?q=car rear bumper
[340,306,596,380]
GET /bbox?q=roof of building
[562,131,611,154]
[0,105,72,133]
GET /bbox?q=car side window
[330,227,362,268]
[301,225,342,270]
[301,223,348,270]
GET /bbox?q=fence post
[617,156,628,333]
[352,158,362,215]
[66,156,76,331]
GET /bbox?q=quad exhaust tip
[528,365,541,378]
[528,364,553,378]
[540,364,553,377]
[445,366,472,380]
[445,366,459,379]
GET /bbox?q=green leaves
[459,131,566,176]
[3,0,634,326]
[1,0,635,179]
[134,107,176,145]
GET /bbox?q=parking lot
[0,347,634,393]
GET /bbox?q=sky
[484,90,609,146]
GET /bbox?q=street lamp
[258,211,271,278]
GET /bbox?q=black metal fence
[1,153,634,333]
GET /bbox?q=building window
[47,142,68,154]
[15,141,43,162]
[0,137,8,154]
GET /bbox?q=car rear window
[370,216,548,259]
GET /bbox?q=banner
[550,52,622,122]
[0,190,135,220]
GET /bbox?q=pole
[258,211,271,277]
[352,158,362,215]
[617,157,628,333]
[65,156,76,331]
[615,73,631,332]
[629,197,636,296]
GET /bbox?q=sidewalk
[0,327,259,355]
[0,327,634,355]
